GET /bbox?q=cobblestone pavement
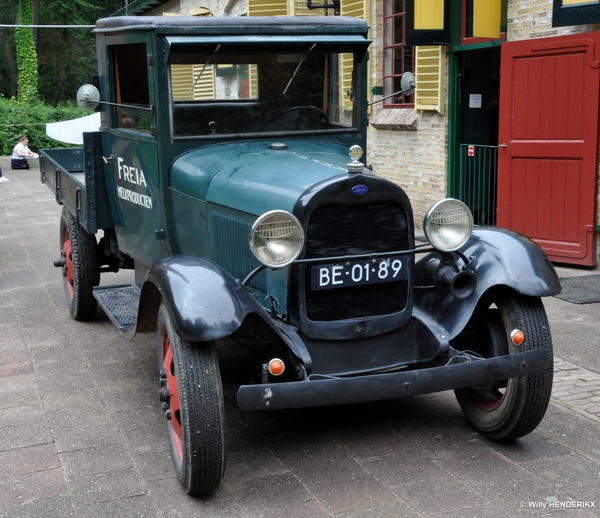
[0,157,599,517]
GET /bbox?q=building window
[553,0,600,27]
[383,0,414,107]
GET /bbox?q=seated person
[11,136,38,169]
[121,115,136,128]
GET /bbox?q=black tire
[59,207,100,321]
[157,303,226,495]
[454,289,553,441]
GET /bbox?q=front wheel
[59,207,100,320]
[157,303,225,494]
[454,289,553,441]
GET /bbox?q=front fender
[414,227,560,340]
[143,255,268,342]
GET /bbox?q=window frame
[382,0,415,108]
[553,0,600,28]
[461,0,507,45]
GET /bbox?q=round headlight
[250,210,304,268]
[423,199,473,252]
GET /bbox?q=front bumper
[237,349,546,411]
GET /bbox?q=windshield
[169,44,358,137]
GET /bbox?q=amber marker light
[510,329,525,345]
[268,358,285,376]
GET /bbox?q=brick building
[117,0,600,267]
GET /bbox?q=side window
[111,43,152,132]
[383,0,415,107]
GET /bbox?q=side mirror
[76,84,101,111]
[368,71,416,106]
[400,71,416,97]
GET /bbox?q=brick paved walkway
[553,358,600,423]
[1,158,599,517]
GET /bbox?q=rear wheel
[157,303,225,494]
[59,207,100,320]
[454,289,553,441]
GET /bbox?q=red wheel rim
[63,227,74,300]
[162,328,183,461]
[471,387,505,411]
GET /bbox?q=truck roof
[94,15,370,36]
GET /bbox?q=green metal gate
[458,144,498,226]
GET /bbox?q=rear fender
[142,255,271,342]
[414,228,560,340]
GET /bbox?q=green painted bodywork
[171,140,350,215]
[43,16,372,315]
[169,138,355,315]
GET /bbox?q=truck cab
[40,15,560,496]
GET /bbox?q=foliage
[15,0,38,102]
[1,0,124,105]
[37,0,123,105]
[0,96,88,155]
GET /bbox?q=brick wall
[508,0,600,40]
[146,0,241,17]
[141,0,600,260]
[366,1,448,228]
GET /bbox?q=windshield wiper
[283,43,316,95]
[186,44,221,99]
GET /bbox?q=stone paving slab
[1,158,600,517]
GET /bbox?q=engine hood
[170,140,353,214]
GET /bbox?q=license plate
[310,256,408,291]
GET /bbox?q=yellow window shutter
[340,0,369,109]
[414,46,445,114]
[414,0,444,30]
[472,0,501,39]
[340,54,354,109]
[190,7,213,16]
[171,65,194,101]
[192,64,216,100]
[249,64,259,99]
[248,0,288,16]
[340,0,368,19]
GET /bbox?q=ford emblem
[351,184,369,195]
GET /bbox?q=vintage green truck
[40,15,560,495]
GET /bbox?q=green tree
[37,0,123,105]
[15,0,38,102]
[0,0,123,105]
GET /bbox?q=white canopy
[46,112,101,145]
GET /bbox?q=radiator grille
[305,202,409,321]
[212,212,266,296]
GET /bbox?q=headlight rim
[249,209,305,269]
[423,198,473,253]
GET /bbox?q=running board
[93,284,139,338]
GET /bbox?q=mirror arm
[368,84,415,106]
[91,100,154,113]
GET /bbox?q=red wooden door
[497,33,600,266]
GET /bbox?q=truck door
[497,33,600,266]
[104,42,167,266]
